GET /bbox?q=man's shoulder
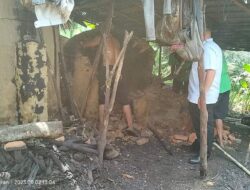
[204,40,222,54]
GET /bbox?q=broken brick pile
[106,82,238,147]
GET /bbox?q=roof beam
[232,0,250,15]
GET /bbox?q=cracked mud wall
[0,0,59,124]
[16,41,48,123]
[0,0,21,125]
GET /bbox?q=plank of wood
[0,121,63,143]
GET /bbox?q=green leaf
[240,79,248,88]
[243,64,250,73]
[83,21,96,29]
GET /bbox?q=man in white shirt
[188,28,222,164]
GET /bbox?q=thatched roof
[72,0,250,51]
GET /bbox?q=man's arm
[204,69,215,93]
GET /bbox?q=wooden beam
[75,0,110,10]
[232,0,250,15]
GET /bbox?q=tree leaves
[240,79,248,89]
[243,64,250,73]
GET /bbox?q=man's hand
[170,44,185,52]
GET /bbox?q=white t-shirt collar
[203,38,213,45]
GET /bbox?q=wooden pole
[158,46,162,78]
[58,38,82,122]
[52,26,64,118]
[195,0,208,178]
[80,5,113,117]
[179,0,183,29]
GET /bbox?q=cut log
[0,121,63,143]
[63,142,98,155]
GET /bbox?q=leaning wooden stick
[80,6,113,117]
[147,123,173,155]
[97,31,133,164]
[109,32,133,112]
[213,142,250,176]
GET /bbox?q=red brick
[173,134,188,141]
[188,133,197,144]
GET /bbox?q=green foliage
[243,63,250,73]
[240,79,248,88]
[150,42,171,80]
[225,50,250,113]
[59,21,96,39]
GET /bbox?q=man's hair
[204,26,212,37]
[205,27,212,33]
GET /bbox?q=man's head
[203,27,212,41]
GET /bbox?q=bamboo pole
[214,142,250,176]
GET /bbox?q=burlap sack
[176,19,203,61]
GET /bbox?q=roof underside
[72,0,250,51]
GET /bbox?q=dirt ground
[93,124,250,190]
[0,120,249,190]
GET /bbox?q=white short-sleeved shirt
[188,38,222,104]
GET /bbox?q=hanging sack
[156,0,181,44]
[176,18,203,61]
